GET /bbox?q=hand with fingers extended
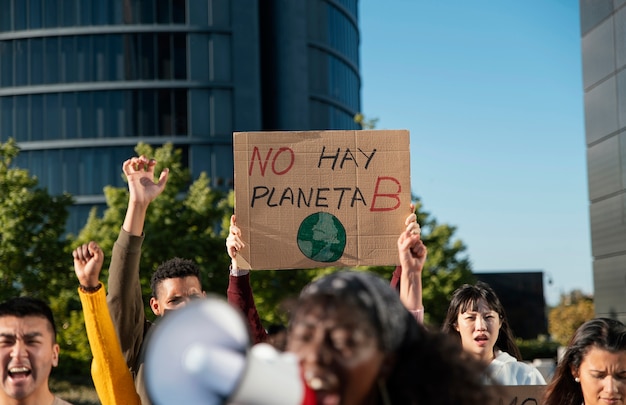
[122,155,169,207]
[73,241,105,290]
[226,215,246,272]
[121,155,169,236]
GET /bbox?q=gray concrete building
[579,0,626,323]
[0,0,361,233]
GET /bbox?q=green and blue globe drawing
[297,212,347,262]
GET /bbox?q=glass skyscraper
[0,0,361,233]
[580,0,626,323]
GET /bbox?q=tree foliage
[0,138,74,300]
[353,113,380,130]
[548,290,594,346]
[0,138,87,372]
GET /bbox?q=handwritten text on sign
[233,130,411,270]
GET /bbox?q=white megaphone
[143,296,316,405]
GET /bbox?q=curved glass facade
[0,0,361,234]
[308,0,361,129]
[0,0,243,233]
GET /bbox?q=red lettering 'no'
[370,176,401,212]
[248,146,295,176]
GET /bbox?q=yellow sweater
[78,286,141,405]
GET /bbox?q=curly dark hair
[150,257,202,298]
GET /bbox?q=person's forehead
[0,315,53,335]
[581,346,626,368]
[158,276,202,295]
[459,299,495,314]
[293,304,373,330]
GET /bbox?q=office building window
[62,92,78,139]
[0,33,190,87]
[79,1,93,26]
[61,0,77,27]
[44,0,58,28]
[15,41,27,86]
[30,94,43,141]
[44,37,60,83]
[29,0,42,29]
[0,0,11,32]
[0,97,13,141]
[14,0,27,30]
[30,38,44,85]
[0,41,13,87]
[14,146,134,195]
[44,94,61,140]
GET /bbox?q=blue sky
[359,1,590,306]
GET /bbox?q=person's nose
[303,336,332,366]
[475,316,487,331]
[10,341,27,359]
[604,376,620,394]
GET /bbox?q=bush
[516,336,560,361]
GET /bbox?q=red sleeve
[227,273,268,345]
[390,265,402,293]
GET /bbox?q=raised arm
[397,204,428,323]
[73,241,141,405]
[107,156,169,369]
[226,214,268,344]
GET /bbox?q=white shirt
[485,350,547,385]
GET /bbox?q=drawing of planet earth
[297,212,346,262]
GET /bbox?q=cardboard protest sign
[233,130,411,270]
[498,385,545,405]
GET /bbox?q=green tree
[354,113,380,130]
[0,138,88,373]
[548,290,594,346]
[0,138,74,300]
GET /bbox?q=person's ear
[570,365,579,382]
[51,344,59,367]
[150,297,162,316]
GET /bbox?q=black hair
[389,322,501,405]
[442,281,522,360]
[150,257,202,298]
[267,323,287,335]
[0,296,57,340]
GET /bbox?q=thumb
[157,167,169,189]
